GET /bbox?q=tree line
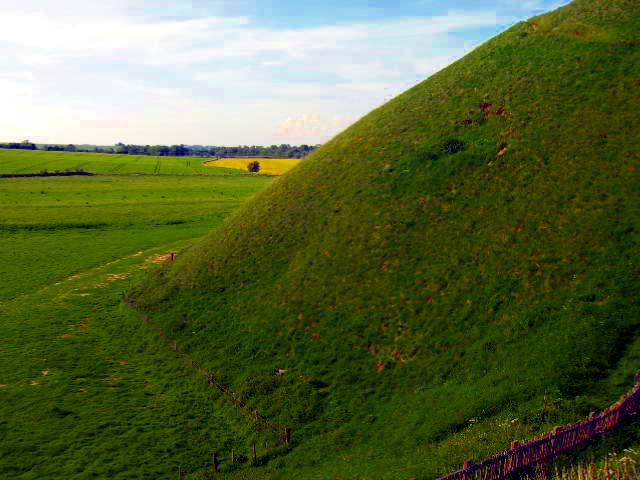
[0,141,37,150]
[0,141,318,158]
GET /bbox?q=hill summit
[130,1,640,477]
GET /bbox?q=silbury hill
[129,0,640,477]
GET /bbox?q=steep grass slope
[130,1,640,477]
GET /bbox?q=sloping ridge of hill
[129,1,640,477]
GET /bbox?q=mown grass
[129,1,640,478]
[0,171,274,478]
[0,175,269,302]
[203,158,301,176]
[0,149,242,175]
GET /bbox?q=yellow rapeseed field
[203,157,301,175]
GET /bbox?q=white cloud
[413,54,465,75]
[0,3,508,145]
[0,71,34,82]
[499,0,570,12]
[0,8,498,67]
[272,114,356,142]
[273,116,322,140]
[0,11,250,66]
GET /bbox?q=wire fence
[126,293,640,475]
[439,372,640,480]
[124,294,291,448]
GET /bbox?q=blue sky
[0,0,569,146]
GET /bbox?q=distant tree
[128,144,142,154]
[247,161,260,173]
[4,141,317,158]
[0,140,37,150]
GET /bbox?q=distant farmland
[204,157,301,175]
[0,149,242,176]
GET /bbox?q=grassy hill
[129,0,640,477]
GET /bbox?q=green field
[0,175,271,302]
[0,163,274,478]
[3,1,640,479]
[0,149,243,176]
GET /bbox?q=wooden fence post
[536,463,549,480]
[463,459,472,480]
[231,448,236,464]
[213,451,220,472]
[252,442,257,465]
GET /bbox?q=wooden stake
[231,448,236,464]
[624,458,631,480]
[252,442,257,465]
[604,459,612,480]
[537,464,548,480]
[463,459,472,480]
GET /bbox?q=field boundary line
[124,293,292,448]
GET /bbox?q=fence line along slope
[440,372,640,480]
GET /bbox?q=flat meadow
[0,149,275,478]
[0,149,241,176]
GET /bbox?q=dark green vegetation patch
[129,0,640,478]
